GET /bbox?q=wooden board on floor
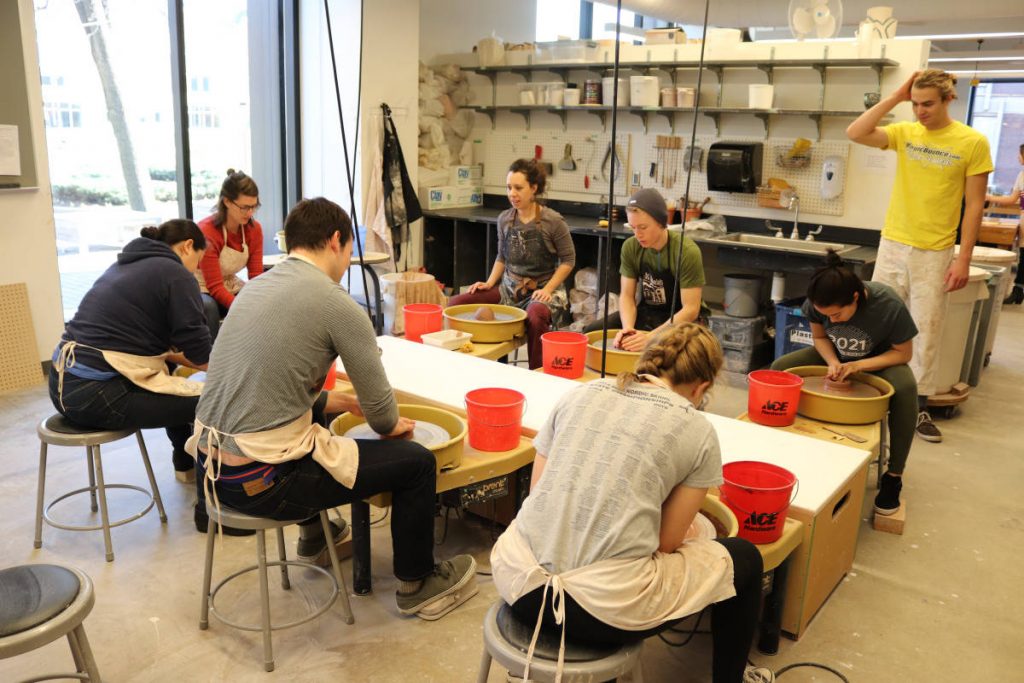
[0,283,44,393]
[873,502,906,535]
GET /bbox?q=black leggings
[511,537,763,683]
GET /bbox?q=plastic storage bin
[723,339,774,373]
[710,314,767,349]
[774,299,813,359]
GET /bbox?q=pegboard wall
[0,283,44,393]
[474,127,849,217]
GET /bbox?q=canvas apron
[53,340,203,411]
[499,215,569,324]
[635,243,679,331]
[197,224,249,295]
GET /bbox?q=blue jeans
[199,434,438,581]
[48,368,197,453]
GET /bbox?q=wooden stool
[0,564,101,682]
[199,504,355,672]
[476,600,643,683]
[34,414,167,562]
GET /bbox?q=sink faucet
[765,219,785,239]
[787,194,801,239]
[805,225,823,241]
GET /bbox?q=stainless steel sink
[708,232,858,256]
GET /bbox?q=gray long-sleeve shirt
[195,256,397,452]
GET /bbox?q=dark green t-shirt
[803,281,918,362]
[619,230,710,323]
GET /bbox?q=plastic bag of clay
[420,146,450,170]
[680,213,727,236]
[418,113,439,133]
[457,139,473,165]
[447,109,474,138]
[436,63,463,83]
[573,267,599,294]
[420,96,444,118]
[476,33,505,67]
[426,120,445,148]
[420,81,444,103]
[570,296,597,316]
[419,61,432,82]
[450,80,472,106]
[419,132,435,150]
[439,93,457,119]
[596,292,619,316]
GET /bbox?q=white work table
[338,336,870,517]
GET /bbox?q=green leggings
[771,347,917,475]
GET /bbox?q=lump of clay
[473,306,495,321]
[823,377,853,393]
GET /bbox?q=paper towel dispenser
[707,142,763,193]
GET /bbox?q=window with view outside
[183,0,252,223]
[970,81,1024,196]
[35,0,176,321]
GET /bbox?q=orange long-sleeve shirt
[197,215,264,308]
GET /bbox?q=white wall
[0,0,64,362]
[420,0,536,65]
[301,0,422,265]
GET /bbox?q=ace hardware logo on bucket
[551,355,575,370]
[760,399,789,416]
[745,510,780,530]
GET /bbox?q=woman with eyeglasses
[196,169,265,340]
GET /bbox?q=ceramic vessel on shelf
[863,91,881,109]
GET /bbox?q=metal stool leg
[68,626,85,673]
[476,648,493,683]
[276,527,291,590]
[878,412,890,488]
[72,623,102,682]
[199,516,217,629]
[135,432,167,523]
[34,441,48,549]
[255,529,275,672]
[91,446,115,562]
[86,448,98,512]
[320,510,354,625]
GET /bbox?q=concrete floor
[2,304,1022,682]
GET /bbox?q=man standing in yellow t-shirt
[847,69,992,444]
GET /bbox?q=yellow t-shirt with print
[883,120,993,250]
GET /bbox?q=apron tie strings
[523,575,568,683]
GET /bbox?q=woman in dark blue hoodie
[50,220,212,484]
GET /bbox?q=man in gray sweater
[190,197,476,621]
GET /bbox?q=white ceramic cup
[748,84,774,109]
[676,87,696,108]
[563,88,581,106]
[660,87,677,108]
[519,89,536,106]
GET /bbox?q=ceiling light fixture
[929,56,1024,63]
[900,32,1024,41]
[947,69,1024,75]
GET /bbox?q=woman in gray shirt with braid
[449,158,575,368]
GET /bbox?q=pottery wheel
[454,311,518,322]
[343,421,450,448]
[686,512,718,541]
[803,375,881,399]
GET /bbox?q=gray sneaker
[396,554,478,621]
[296,519,351,567]
[915,411,942,443]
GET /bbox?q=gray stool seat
[38,415,133,444]
[200,503,355,672]
[34,413,167,562]
[0,564,101,681]
[478,600,643,683]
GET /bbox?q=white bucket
[630,76,660,107]
[749,84,774,109]
[602,76,629,106]
[723,274,764,318]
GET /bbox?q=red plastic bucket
[403,303,443,343]
[747,370,803,427]
[720,461,798,544]
[464,387,526,452]
[322,360,338,391]
[541,331,588,379]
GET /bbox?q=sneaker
[915,411,942,443]
[296,519,352,566]
[874,473,903,516]
[396,555,479,621]
[172,449,195,483]
[743,665,776,683]
[193,504,257,537]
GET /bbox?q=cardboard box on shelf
[645,28,686,44]
[420,185,483,210]
[449,164,483,186]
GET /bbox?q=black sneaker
[296,519,351,566]
[915,411,942,442]
[193,503,256,536]
[1003,285,1023,306]
[874,473,903,516]
[172,449,195,483]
